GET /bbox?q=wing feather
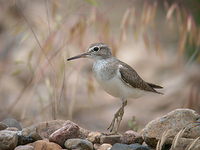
[118,60,163,94]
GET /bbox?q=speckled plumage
[67,43,163,133]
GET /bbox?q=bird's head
[67,43,113,61]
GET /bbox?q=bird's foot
[107,106,124,133]
[107,115,116,132]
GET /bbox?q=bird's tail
[147,82,163,95]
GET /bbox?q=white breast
[93,60,147,100]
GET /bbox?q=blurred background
[0,0,199,133]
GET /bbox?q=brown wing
[118,60,163,94]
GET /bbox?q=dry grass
[184,80,200,114]
[0,0,199,130]
[156,123,200,150]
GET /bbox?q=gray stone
[17,131,33,145]
[129,143,150,150]
[2,118,22,130]
[0,130,18,150]
[17,124,42,145]
[141,108,200,147]
[111,143,130,150]
[64,138,93,150]
[111,143,150,150]
[14,145,34,150]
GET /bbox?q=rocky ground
[0,1,199,150]
[0,108,200,150]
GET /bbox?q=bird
[67,43,163,133]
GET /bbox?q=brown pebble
[100,134,122,145]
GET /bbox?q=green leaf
[128,120,133,130]
[15,60,25,64]
[28,62,34,74]
[11,69,22,76]
[135,124,140,132]
[84,0,99,6]
[132,116,135,121]
[28,50,34,63]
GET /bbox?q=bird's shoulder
[117,59,159,93]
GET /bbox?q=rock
[194,145,200,150]
[0,130,18,150]
[49,120,80,147]
[6,127,19,131]
[141,108,200,147]
[111,143,129,150]
[30,132,43,141]
[94,143,101,150]
[14,145,34,150]
[29,140,62,150]
[36,120,66,139]
[171,137,200,150]
[22,124,38,136]
[2,118,22,130]
[100,134,122,145]
[87,131,102,143]
[98,143,112,150]
[17,129,42,145]
[64,138,93,150]
[111,143,150,150]
[18,124,42,144]
[79,125,91,139]
[17,131,33,145]
[0,122,8,130]
[121,130,144,144]
[128,143,150,150]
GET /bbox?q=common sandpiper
[67,43,163,133]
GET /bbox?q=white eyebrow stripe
[89,46,100,51]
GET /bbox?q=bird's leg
[115,100,127,133]
[107,107,123,133]
[107,100,127,133]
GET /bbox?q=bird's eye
[93,47,99,52]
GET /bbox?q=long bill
[67,52,87,61]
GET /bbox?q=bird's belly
[95,75,147,100]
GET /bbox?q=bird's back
[92,58,162,100]
[118,60,163,94]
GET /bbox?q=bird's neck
[92,57,119,80]
[93,57,115,67]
